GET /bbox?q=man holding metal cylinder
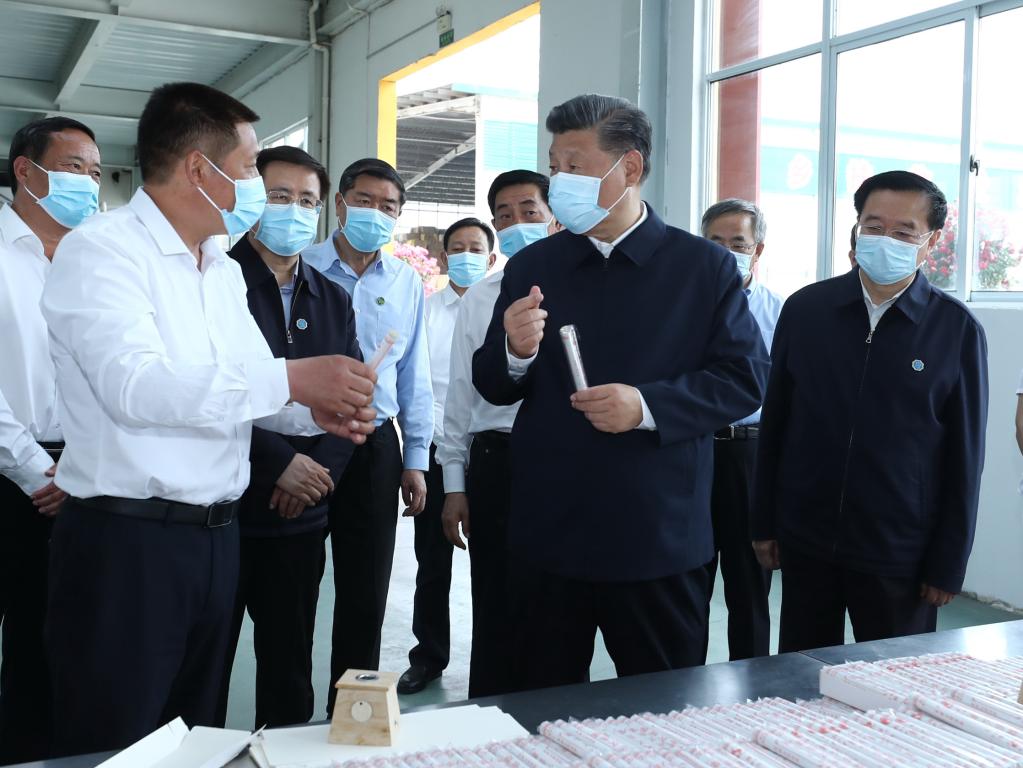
[472,94,770,689]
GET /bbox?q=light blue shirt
[279,273,296,328]
[303,231,433,471]
[735,279,784,426]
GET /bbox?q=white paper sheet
[150,725,259,768]
[255,705,528,767]
[96,718,190,768]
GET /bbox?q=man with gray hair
[700,198,784,660]
[473,95,769,690]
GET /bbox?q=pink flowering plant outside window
[392,243,441,296]
[924,202,1021,290]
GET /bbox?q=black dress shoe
[397,664,442,694]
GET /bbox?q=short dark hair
[486,170,550,216]
[701,198,767,242]
[443,217,494,252]
[338,158,406,207]
[137,81,259,183]
[8,116,96,194]
[545,94,652,183]
[853,170,948,232]
[257,146,330,201]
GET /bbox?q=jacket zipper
[833,321,880,556]
[285,281,304,346]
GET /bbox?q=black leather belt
[73,495,239,528]
[475,430,511,446]
[40,440,64,462]
[714,425,759,441]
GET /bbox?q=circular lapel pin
[912,359,925,372]
[376,296,386,306]
[296,318,308,330]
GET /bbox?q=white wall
[963,305,1023,608]
[244,53,317,143]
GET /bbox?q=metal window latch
[970,155,980,176]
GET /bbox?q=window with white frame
[706,0,1023,298]
[261,120,309,151]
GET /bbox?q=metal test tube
[559,324,589,391]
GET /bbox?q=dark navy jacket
[229,236,362,538]
[751,268,988,593]
[472,205,770,582]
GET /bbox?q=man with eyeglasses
[752,170,988,652]
[700,199,783,661]
[303,158,433,715]
[0,116,100,764]
[214,146,362,729]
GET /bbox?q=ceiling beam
[317,0,393,38]
[0,0,311,45]
[0,77,148,121]
[214,44,310,98]
[54,17,118,106]
[397,96,478,119]
[405,137,475,190]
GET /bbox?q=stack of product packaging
[337,654,1023,767]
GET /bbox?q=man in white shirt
[700,199,784,661]
[40,82,377,757]
[0,116,101,764]
[399,218,496,695]
[436,171,557,698]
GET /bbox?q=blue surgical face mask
[731,251,753,281]
[855,235,923,285]
[497,220,551,258]
[255,203,320,256]
[446,251,488,288]
[24,160,99,228]
[548,155,628,235]
[338,197,397,254]
[196,154,267,236]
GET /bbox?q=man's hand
[441,493,470,550]
[570,384,644,433]
[504,285,546,359]
[270,487,308,519]
[276,454,333,505]
[921,583,956,607]
[31,464,66,517]
[752,539,780,570]
[287,356,379,442]
[401,469,427,516]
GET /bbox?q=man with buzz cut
[41,82,377,756]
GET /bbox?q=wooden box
[328,669,401,746]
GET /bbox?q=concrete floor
[222,514,1020,729]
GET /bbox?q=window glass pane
[713,0,822,70]
[832,23,963,286]
[709,55,821,297]
[972,7,1023,291]
[836,0,951,35]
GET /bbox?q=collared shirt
[507,203,656,429]
[40,188,318,505]
[0,204,61,493]
[279,269,298,327]
[437,270,519,493]
[303,231,433,470]
[861,272,911,332]
[734,278,785,426]
[424,284,462,447]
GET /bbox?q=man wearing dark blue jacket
[472,94,770,690]
[752,170,988,652]
[217,146,362,728]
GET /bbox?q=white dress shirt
[861,272,910,332]
[437,270,520,493]
[734,278,785,426]
[506,203,656,429]
[0,204,61,494]
[424,284,461,447]
[40,188,318,505]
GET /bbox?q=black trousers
[466,431,516,698]
[514,562,711,692]
[45,499,239,757]
[408,445,452,672]
[778,545,938,653]
[327,420,402,714]
[217,529,326,729]
[704,435,772,660]
[0,476,52,765]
